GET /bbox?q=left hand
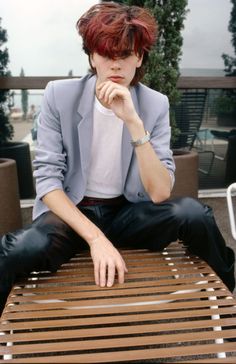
[97,81,138,125]
[89,234,128,287]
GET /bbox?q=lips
[108,76,124,83]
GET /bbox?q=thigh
[0,211,87,276]
[105,199,181,250]
[32,210,89,270]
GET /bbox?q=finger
[94,261,100,286]
[106,90,121,105]
[116,262,126,284]
[98,82,113,101]
[97,80,115,91]
[98,82,122,103]
[107,263,115,287]
[121,256,128,273]
[101,84,118,104]
[97,81,107,90]
[99,261,107,287]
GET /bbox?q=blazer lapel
[77,76,96,182]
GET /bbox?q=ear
[90,54,95,68]
[136,53,143,68]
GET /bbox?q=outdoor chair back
[172,89,207,150]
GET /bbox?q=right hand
[89,234,128,288]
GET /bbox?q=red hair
[76,2,158,85]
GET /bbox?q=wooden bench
[1,242,236,363]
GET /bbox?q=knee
[0,225,50,265]
[170,197,211,225]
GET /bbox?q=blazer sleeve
[150,95,175,186]
[33,81,67,200]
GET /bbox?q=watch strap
[131,131,150,147]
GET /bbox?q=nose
[110,59,121,70]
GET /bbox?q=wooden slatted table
[1,242,236,363]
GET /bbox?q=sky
[0,0,234,76]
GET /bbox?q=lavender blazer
[33,74,175,220]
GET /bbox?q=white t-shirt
[85,97,124,198]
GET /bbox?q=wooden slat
[4,289,230,313]
[1,317,236,344]
[177,76,236,89]
[0,343,236,363]
[1,306,236,332]
[0,76,235,90]
[18,259,207,277]
[1,245,236,363]
[11,274,221,295]
[8,282,224,304]
[1,327,236,356]
[3,297,235,321]
[183,359,236,363]
[13,265,214,286]
[0,76,76,90]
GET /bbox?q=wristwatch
[131,130,150,147]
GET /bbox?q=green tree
[222,0,236,76]
[215,0,236,121]
[0,18,13,145]
[20,68,29,120]
[108,0,188,144]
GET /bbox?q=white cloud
[180,0,233,69]
[1,0,97,76]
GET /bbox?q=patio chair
[1,242,236,362]
[172,89,207,150]
[227,182,236,240]
[197,129,236,164]
[172,89,215,175]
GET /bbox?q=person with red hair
[77,2,157,86]
[0,2,235,315]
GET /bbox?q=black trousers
[0,197,235,313]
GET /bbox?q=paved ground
[199,196,236,296]
[11,119,33,142]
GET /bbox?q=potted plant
[112,0,198,198]
[214,92,236,127]
[0,18,35,200]
[0,19,23,233]
[0,158,22,234]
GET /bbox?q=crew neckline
[94,96,115,116]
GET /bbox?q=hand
[89,234,128,287]
[97,81,138,124]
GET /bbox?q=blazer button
[65,186,70,192]
[137,192,144,198]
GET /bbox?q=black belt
[78,195,126,206]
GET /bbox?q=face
[90,52,143,88]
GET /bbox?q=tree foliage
[0,18,13,145]
[222,0,236,76]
